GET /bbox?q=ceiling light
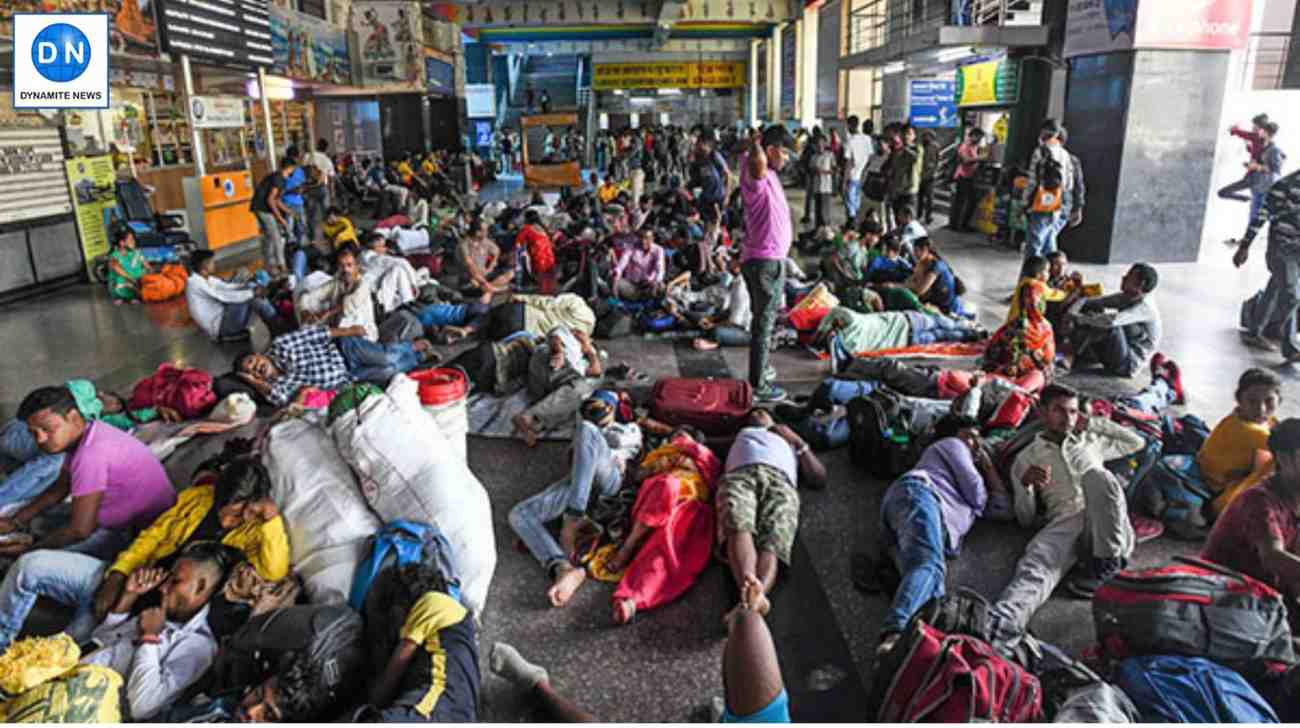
[935,47,972,63]
[882,62,905,75]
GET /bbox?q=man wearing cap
[508,391,642,609]
[740,126,795,403]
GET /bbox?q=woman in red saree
[606,427,721,625]
[980,256,1056,378]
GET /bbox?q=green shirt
[816,306,911,353]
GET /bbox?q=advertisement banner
[909,80,957,128]
[270,4,352,84]
[189,96,246,129]
[955,56,1020,107]
[425,55,455,95]
[1064,0,1137,58]
[465,84,497,118]
[1135,0,1252,51]
[592,62,747,90]
[2,0,159,59]
[64,155,115,278]
[351,1,426,89]
[780,24,797,118]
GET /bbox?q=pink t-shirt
[739,154,793,263]
[67,421,175,530]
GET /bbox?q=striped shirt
[1243,170,1300,255]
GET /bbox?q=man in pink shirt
[612,229,667,300]
[740,125,794,403]
[948,127,987,233]
[0,386,175,561]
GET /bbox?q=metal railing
[1241,32,1295,90]
[847,0,1041,55]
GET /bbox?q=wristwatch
[795,443,810,457]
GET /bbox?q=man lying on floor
[814,305,987,369]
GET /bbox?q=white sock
[490,642,548,689]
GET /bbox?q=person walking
[1234,168,1300,360]
[739,127,794,403]
[811,137,835,230]
[1022,119,1075,259]
[844,116,874,226]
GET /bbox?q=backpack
[378,307,423,344]
[594,311,634,340]
[639,310,677,333]
[846,390,921,481]
[349,520,462,611]
[870,620,1044,723]
[1030,145,1065,214]
[139,263,188,302]
[1093,556,1296,670]
[1114,655,1280,723]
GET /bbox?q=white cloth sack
[330,374,496,616]
[362,251,425,313]
[264,416,381,604]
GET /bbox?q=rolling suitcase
[650,378,752,438]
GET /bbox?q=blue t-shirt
[416,303,468,329]
[866,256,913,285]
[283,167,305,209]
[924,258,959,313]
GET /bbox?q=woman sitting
[878,238,969,318]
[107,228,151,304]
[980,256,1056,378]
[606,426,722,625]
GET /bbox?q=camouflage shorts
[716,464,800,564]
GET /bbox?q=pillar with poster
[521,113,582,189]
[953,53,1021,247]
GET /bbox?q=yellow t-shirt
[422,159,438,176]
[598,184,620,204]
[397,592,475,719]
[1197,413,1274,491]
[397,161,415,184]
[321,217,359,249]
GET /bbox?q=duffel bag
[870,620,1043,723]
[1093,555,1296,668]
[1115,655,1279,723]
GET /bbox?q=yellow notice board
[593,61,747,90]
[957,60,999,106]
[64,156,117,276]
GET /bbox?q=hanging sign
[189,96,245,129]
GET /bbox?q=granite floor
[0,180,1297,721]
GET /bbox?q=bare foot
[612,598,636,625]
[741,575,770,617]
[693,338,720,351]
[479,290,494,305]
[513,414,539,448]
[547,564,586,607]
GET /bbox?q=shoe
[1131,514,1164,544]
[1149,352,1167,382]
[1161,358,1186,405]
[1066,557,1126,599]
[754,385,789,403]
[1242,332,1280,352]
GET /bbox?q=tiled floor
[0,180,1297,721]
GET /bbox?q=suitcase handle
[1172,555,1249,583]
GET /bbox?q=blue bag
[349,520,462,610]
[809,377,879,413]
[639,310,677,333]
[1114,655,1279,723]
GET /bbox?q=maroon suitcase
[406,252,442,277]
[650,378,753,438]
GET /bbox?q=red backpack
[129,363,218,420]
[873,621,1043,723]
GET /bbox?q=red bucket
[409,368,467,406]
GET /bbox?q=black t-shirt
[251,172,286,214]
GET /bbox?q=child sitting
[866,236,914,285]
[361,563,479,722]
[1200,368,1281,517]
[884,203,927,260]
[822,225,870,293]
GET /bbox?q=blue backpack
[1114,655,1279,723]
[349,520,462,611]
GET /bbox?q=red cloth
[936,369,1046,399]
[1230,126,1267,161]
[612,476,716,612]
[1202,483,1297,591]
[516,224,555,273]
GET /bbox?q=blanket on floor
[467,391,573,442]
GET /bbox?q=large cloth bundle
[330,374,496,616]
[0,665,122,723]
[264,417,381,604]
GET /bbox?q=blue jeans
[337,336,422,384]
[1118,379,1175,417]
[845,179,863,223]
[880,476,948,636]
[1248,253,1300,359]
[1249,189,1268,223]
[906,312,980,345]
[290,247,308,282]
[710,324,750,347]
[1025,212,1065,259]
[219,298,281,338]
[0,549,107,651]
[0,420,63,509]
[508,420,622,571]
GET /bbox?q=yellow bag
[0,665,122,723]
[791,282,839,316]
[0,634,80,697]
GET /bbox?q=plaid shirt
[267,325,352,406]
[1243,170,1300,257]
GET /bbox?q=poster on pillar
[351,1,427,90]
[1065,0,1252,58]
[63,155,116,279]
[1064,0,1137,58]
[1,0,160,60]
[909,80,957,128]
[780,25,796,119]
[270,4,353,85]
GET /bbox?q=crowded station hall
[1,0,1300,723]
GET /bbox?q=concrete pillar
[768,24,781,120]
[748,39,760,128]
[799,5,818,128]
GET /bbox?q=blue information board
[909,79,958,128]
[474,121,493,149]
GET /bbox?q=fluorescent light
[882,62,905,75]
[612,89,625,95]
[657,88,681,95]
[935,47,971,63]
[246,79,294,100]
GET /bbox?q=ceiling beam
[654,0,688,47]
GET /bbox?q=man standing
[305,139,336,244]
[948,128,986,232]
[811,137,836,231]
[692,136,731,224]
[740,126,795,403]
[889,125,924,216]
[1022,119,1075,259]
[1234,167,1300,360]
[918,131,940,225]
[251,157,297,276]
[988,385,1147,650]
[844,116,874,225]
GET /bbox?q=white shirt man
[83,606,217,720]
